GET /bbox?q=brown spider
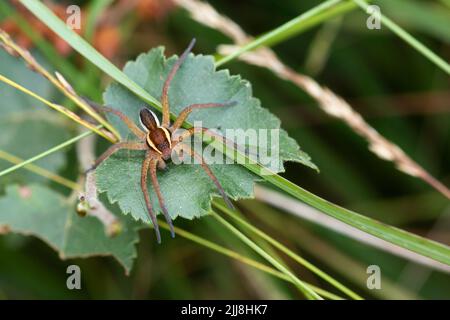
[86,39,236,243]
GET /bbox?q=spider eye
[139,108,160,131]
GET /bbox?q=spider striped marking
[139,108,172,154]
[146,127,172,154]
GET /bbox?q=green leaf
[0,184,141,273]
[96,47,315,223]
[0,50,70,187]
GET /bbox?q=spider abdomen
[146,128,172,155]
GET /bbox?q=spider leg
[173,127,239,155]
[142,151,162,244]
[86,142,147,173]
[174,127,228,145]
[170,101,237,132]
[161,38,196,127]
[83,98,146,140]
[149,158,175,238]
[182,145,235,210]
[174,127,262,162]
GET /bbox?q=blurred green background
[0,0,449,299]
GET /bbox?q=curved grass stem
[0,1,80,82]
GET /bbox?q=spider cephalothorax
[86,39,236,243]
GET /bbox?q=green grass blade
[158,221,343,300]
[215,0,352,67]
[0,73,113,142]
[0,129,95,178]
[353,0,450,75]
[211,212,323,300]
[261,173,450,266]
[214,201,363,300]
[0,1,80,82]
[84,0,114,41]
[19,0,161,109]
[0,149,80,190]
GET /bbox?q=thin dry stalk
[176,0,450,199]
[76,131,122,237]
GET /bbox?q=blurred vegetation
[0,0,449,299]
